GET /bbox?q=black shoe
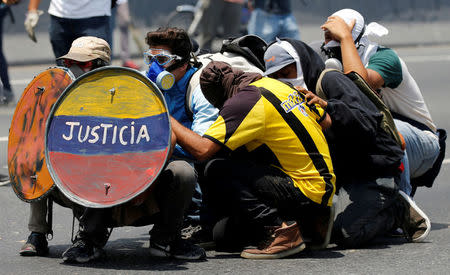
[19,232,49,256]
[0,89,14,105]
[149,237,206,260]
[397,190,431,242]
[62,238,105,263]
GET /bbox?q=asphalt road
[0,45,449,274]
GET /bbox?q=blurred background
[3,0,450,66]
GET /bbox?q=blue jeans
[49,15,111,65]
[395,119,440,178]
[395,119,440,195]
[247,8,300,44]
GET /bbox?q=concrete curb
[5,22,450,67]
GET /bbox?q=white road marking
[10,78,33,85]
[401,55,450,63]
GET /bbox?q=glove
[24,10,43,43]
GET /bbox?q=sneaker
[149,237,206,260]
[19,232,49,256]
[62,238,104,263]
[182,225,215,250]
[123,60,140,70]
[240,221,305,259]
[397,190,431,242]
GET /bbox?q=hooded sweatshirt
[276,39,403,183]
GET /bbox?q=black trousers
[203,158,323,249]
[332,175,401,248]
[78,160,196,247]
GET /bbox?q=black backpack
[185,35,267,120]
[315,68,404,148]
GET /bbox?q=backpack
[185,35,267,120]
[315,68,404,148]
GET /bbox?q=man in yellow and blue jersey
[170,60,335,259]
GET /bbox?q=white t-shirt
[48,0,111,19]
[367,48,436,132]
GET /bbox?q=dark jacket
[279,39,404,184]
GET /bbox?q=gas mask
[146,61,176,91]
[321,43,342,62]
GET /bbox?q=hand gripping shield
[45,67,171,208]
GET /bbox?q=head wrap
[200,61,262,109]
[323,8,389,66]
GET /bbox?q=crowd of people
[2,0,445,265]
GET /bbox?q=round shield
[45,67,171,208]
[8,67,75,202]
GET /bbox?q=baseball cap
[57,36,111,63]
[263,41,295,76]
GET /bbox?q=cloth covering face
[323,8,388,66]
[277,38,403,183]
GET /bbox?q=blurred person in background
[24,0,111,65]
[0,0,19,105]
[195,0,244,51]
[247,0,300,44]
[110,0,140,69]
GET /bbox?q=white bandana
[323,9,389,66]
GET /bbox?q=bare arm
[321,16,387,90]
[170,116,221,162]
[321,17,367,78]
[3,0,20,4]
[28,0,40,11]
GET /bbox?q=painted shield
[45,67,171,208]
[8,67,75,202]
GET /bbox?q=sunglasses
[63,59,94,70]
[143,49,182,66]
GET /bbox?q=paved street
[0,45,449,274]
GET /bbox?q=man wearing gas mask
[144,27,219,161]
[319,9,445,199]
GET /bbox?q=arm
[321,16,386,91]
[3,0,20,4]
[302,90,332,130]
[28,0,40,10]
[321,17,367,78]
[171,116,221,162]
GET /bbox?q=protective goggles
[143,49,182,66]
